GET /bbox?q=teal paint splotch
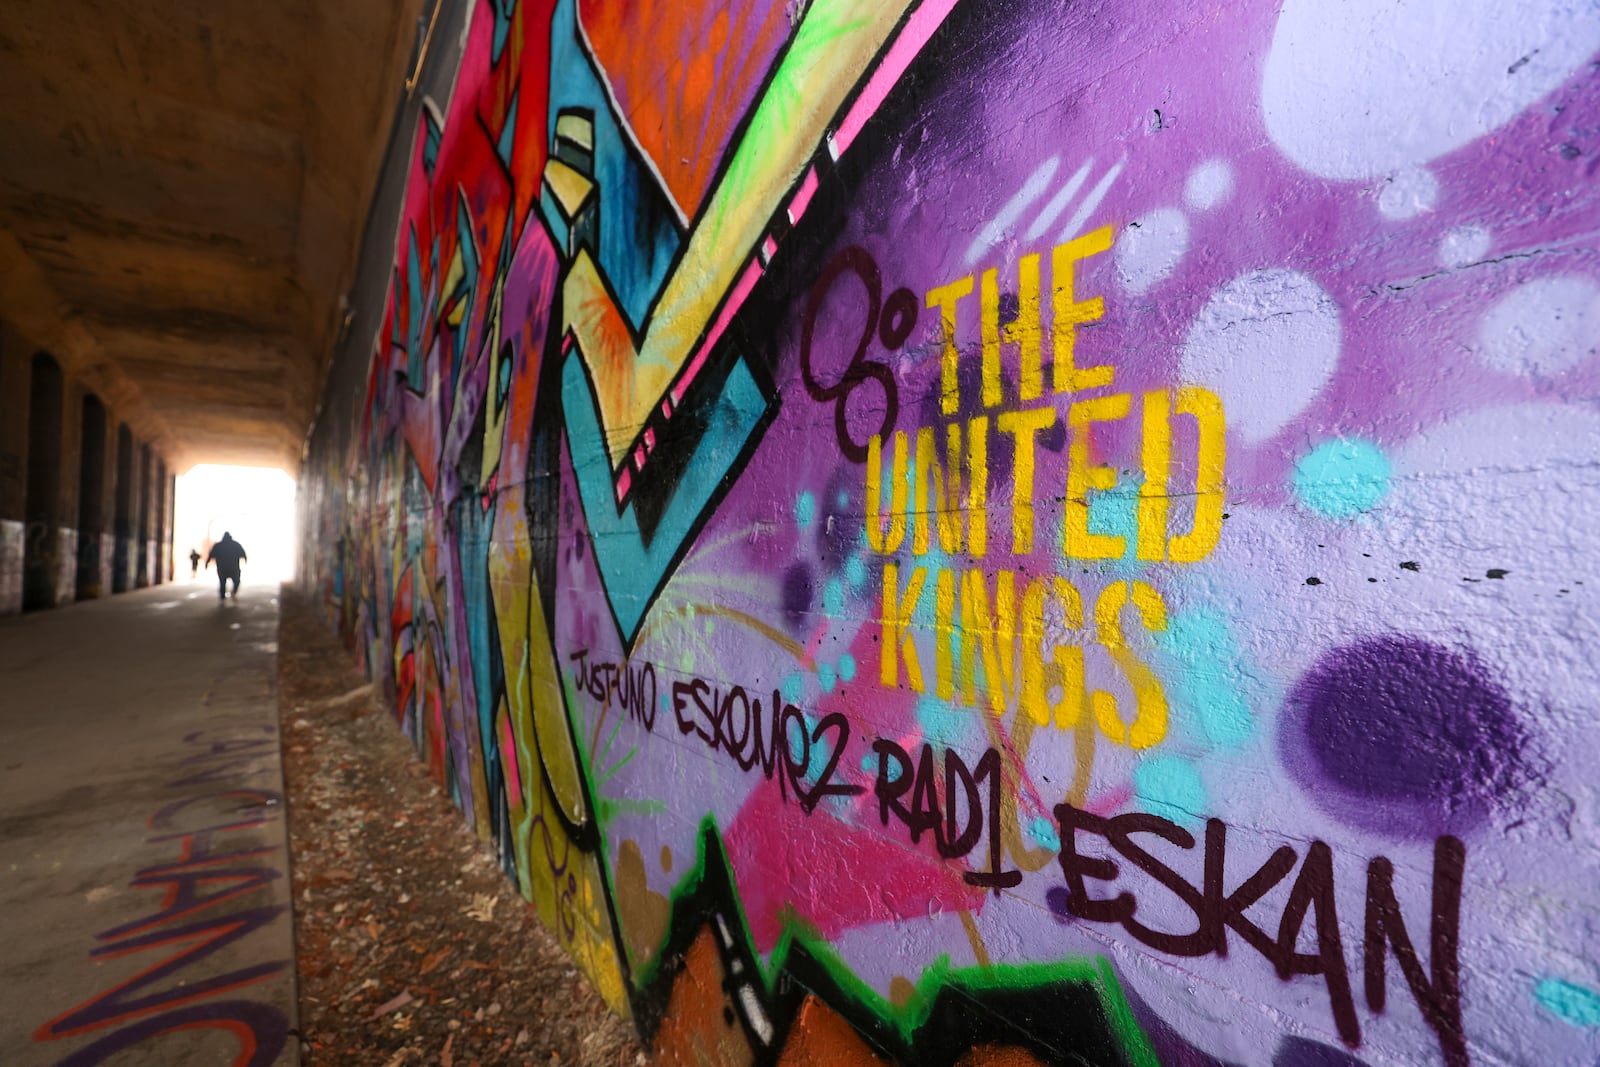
[916,695,968,748]
[781,671,804,706]
[786,712,816,769]
[1134,756,1206,824]
[795,491,816,528]
[1293,438,1392,518]
[1535,977,1600,1027]
[838,653,857,683]
[818,661,837,692]
[1157,610,1254,748]
[845,554,868,590]
[823,577,846,618]
[913,547,951,631]
[1028,815,1061,851]
[1085,479,1141,561]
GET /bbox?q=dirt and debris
[277,589,644,1066]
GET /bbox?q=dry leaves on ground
[277,589,643,1066]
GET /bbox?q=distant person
[206,532,248,600]
[188,548,201,578]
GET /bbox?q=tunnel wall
[76,394,109,599]
[297,2,1600,1064]
[0,324,176,614]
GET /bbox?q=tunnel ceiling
[0,0,426,471]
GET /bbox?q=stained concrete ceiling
[0,0,429,472]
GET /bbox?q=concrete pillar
[166,472,177,581]
[135,442,152,588]
[53,375,84,606]
[75,394,108,599]
[0,336,26,615]
[151,459,166,585]
[22,352,66,611]
[112,423,135,594]
[99,417,117,596]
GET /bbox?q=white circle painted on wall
[1377,165,1440,220]
[1115,207,1190,295]
[1261,0,1600,180]
[1180,268,1342,444]
[1476,275,1600,377]
[1438,224,1492,269]
[1183,158,1234,211]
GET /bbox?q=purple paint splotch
[1280,635,1525,837]
[1274,1036,1373,1067]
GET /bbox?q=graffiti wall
[298,0,1600,1063]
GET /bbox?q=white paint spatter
[1180,269,1341,444]
[1438,225,1492,268]
[1377,165,1439,219]
[963,156,1059,265]
[1476,275,1600,377]
[1056,158,1125,243]
[1115,208,1190,295]
[1024,158,1094,241]
[1184,159,1233,211]
[1261,0,1600,180]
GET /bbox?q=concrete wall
[298,2,1600,1064]
[0,334,28,614]
[0,321,176,614]
[75,393,114,599]
[49,370,84,607]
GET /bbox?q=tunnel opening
[22,352,64,611]
[175,465,298,590]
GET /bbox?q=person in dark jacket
[205,532,248,600]
[188,548,201,578]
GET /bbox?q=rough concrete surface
[0,578,297,1065]
[296,0,1600,1063]
[0,0,428,470]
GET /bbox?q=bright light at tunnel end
[174,465,298,585]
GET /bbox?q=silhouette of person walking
[188,548,201,578]
[206,532,248,600]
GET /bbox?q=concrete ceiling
[0,0,428,472]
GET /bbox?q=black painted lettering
[1108,812,1209,957]
[1054,802,1132,922]
[1276,841,1359,1048]
[966,748,1020,890]
[801,713,865,814]
[943,747,982,858]
[672,681,697,735]
[1364,836,1467,1067]
[909,744,945,850]
[874,739,914,827]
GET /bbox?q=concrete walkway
[0,579,298,1066]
